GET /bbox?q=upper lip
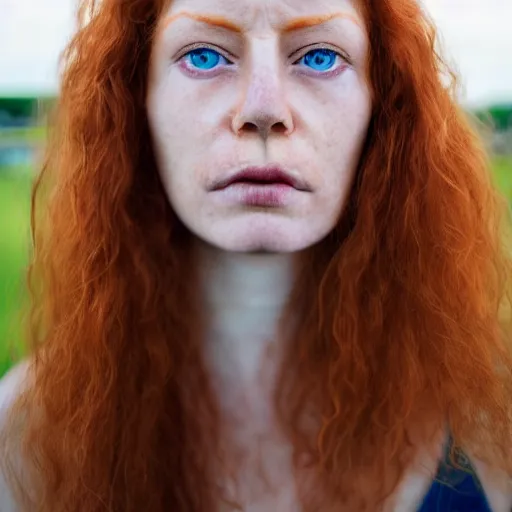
[211,165,310,191]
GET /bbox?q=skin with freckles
[147,0,372,252]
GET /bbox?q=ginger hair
[2,0,512,510]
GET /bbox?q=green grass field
[0,159,511,378]
[0,167,32,376]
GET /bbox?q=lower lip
[218,183,295,207]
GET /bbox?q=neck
[195,240,297,383]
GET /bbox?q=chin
[179,213,337,254]
[199,224,331,254]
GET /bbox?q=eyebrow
[159,11,363,35]
[281,13,363,32]
[161,12,242,33]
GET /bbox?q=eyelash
[177,44,349,79]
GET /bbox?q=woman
[1,0,512,510]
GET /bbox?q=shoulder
[437,434,512,512]
[0,361,32,512]
[0,361,31,414]
[471,456,512,512]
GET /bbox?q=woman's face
[147,0,371,252]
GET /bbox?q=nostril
[241,122,259,133]
[240,121,288,136]
[271,122,287,134]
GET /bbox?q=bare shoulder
[0,361,32,512]
[0,361,32,415]
[471,456,512,512]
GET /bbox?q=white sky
[0,0,511,106]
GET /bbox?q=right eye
[182,47,232,71]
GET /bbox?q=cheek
[149,74,196,135]
[148,89,199,175]
[153,68,235,132]
[312,97,370,213]
[294,74,371,162]
[318,115,369,186]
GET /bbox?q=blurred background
[0,0,511,377]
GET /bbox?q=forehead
[163,0,364,31]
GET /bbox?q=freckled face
[147,0,372,252]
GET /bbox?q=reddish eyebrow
[160,12,243,33]
[281,13,363,32]
[159,11,362,35]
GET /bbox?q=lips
[212,166,310,192]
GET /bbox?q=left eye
[296,49,340,72]
[184,48,230,70]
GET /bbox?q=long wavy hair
[2,0,512,510]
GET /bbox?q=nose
[231,46,294,139]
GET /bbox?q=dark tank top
[418,438,492,511]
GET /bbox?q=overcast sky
[1,0,511,106]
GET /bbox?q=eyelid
[291,43,351,65]
[174,42,235,63]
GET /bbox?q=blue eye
[299,49,339,72]
[185,48,228,70]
